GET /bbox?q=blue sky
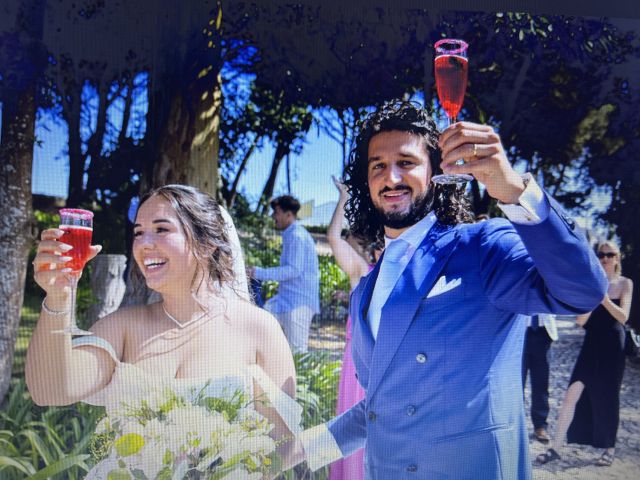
[31,109,346,210]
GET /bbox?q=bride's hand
[33,228,102,301]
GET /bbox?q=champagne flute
[431,38,473,185]
[53,208,94,336]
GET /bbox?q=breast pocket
[421,281,466,313]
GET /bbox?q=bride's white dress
[72,336,302,479]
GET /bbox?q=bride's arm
[251,308,304,472]
[25,228,124,405]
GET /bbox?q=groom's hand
[439,122,526,204]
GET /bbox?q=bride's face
[132,196,198,293]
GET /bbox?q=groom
[298,101,607,479]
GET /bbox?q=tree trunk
[65,88,84,206]
[227,140,257,208]
[87,254,127,324]
[0,0,44,404]
[151,74,222,197]
[258,142,288,214]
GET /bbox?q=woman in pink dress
[327,176,382,480]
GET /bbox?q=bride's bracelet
[42,298,69,316]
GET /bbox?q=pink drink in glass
[59,225,93,275]
[435,53,468,121]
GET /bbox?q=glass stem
[69,275,78,329]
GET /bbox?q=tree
[0,0,46,403]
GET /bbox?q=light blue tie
[369,239,409,339]
[384,238,408,263]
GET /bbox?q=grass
[12,293,41,380]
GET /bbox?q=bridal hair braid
[134,185,235,291]
[343,100,473,245]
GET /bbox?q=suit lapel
[367,223,461,398]
[351,260,379,364]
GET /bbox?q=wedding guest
[522,313,558,444]
[248,195,320,353]
[327,175,382,480]
[537,240,633,467]
[26,185,301,475]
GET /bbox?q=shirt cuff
[299,423,343,472]
[497,173,549,225]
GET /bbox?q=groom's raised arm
[299,398,367,471]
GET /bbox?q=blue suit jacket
[327,200,607,479]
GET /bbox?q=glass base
[431,173,473,185]
[52,327,94,336]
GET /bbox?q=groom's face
[367,130,433,235]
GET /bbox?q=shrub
[0,379,104,479]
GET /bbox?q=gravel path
[309,318,640,479]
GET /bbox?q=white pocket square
[426,276,462,298]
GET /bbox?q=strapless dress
[72,336,302,479]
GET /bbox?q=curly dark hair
[343,100,473,244]
[132,184,235,293]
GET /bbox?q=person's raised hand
[33,228,102,301]
[332,175,349,201]
[439,122,525,204]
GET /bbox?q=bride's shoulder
[229,300,280,333]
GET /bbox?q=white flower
[240,435,276,456]
[157,405,229,456]
[126,443,165,480]
[145,387,171,411]
[223,469,263,480]
[94,417,110,435]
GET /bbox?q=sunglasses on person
[597,252,617,259]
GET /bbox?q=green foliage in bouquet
[90,384,276,479]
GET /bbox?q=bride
[25,184,302,478]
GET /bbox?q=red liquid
[435,54,468,120]
[59,226,93,275]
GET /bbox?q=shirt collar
[282,221,297,235]
[384,211,437,250]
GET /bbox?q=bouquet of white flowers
[89,384,278,479]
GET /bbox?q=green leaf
[0,456,37,476]
[29,454,90,480]
[17,429,55,465]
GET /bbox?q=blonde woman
[537,240,633,467]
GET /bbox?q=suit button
[368,411,377,421]
[562,214,576,230]
[407,464,418,472]
[406,405,416,416]
[415,353,427,363]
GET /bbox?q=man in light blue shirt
[250,195,320,353]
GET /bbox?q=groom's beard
[373,186,434,230]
